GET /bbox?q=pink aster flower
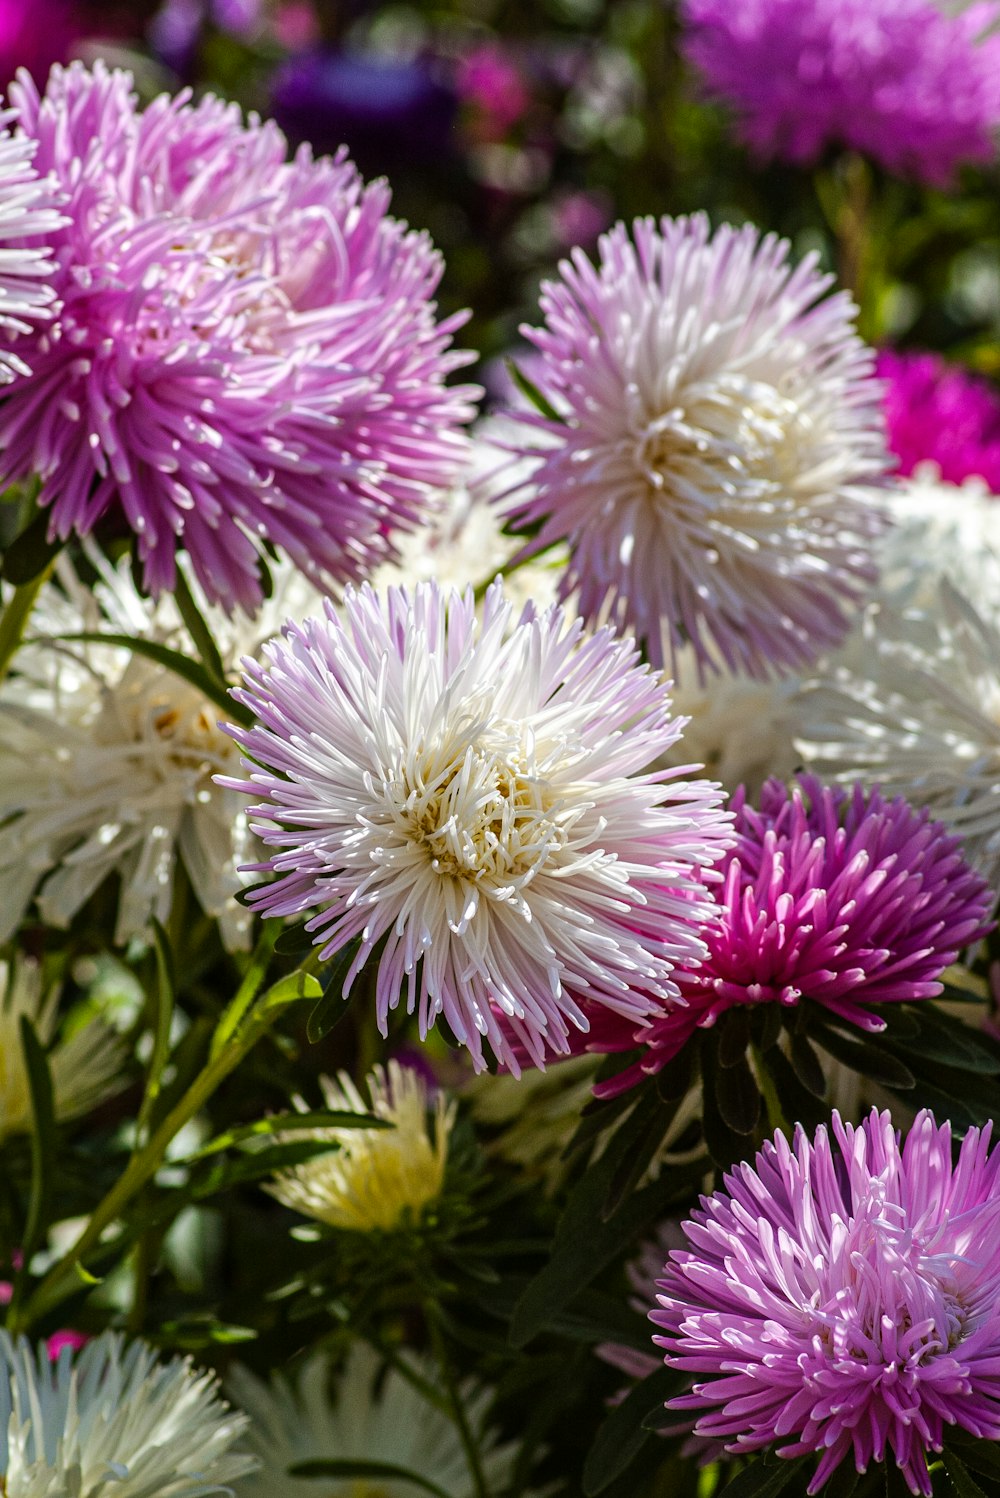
[0,112,61,383]
[0,62,476,611]
[681,0,1000,186]
[583,775,993,1095]
[653,1108,1000,1494]
[496,214,887,682]
[219,580,732,1073]
[878,348,1000,492]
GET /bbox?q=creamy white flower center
[396,736,567,888]
[94,673,235,779]
[633,377,813,515]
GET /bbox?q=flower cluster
[681,0,1000,185]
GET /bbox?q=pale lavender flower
[653,1109,1000,1494]
[681,0,1000,186]
[0,112,61,383]
[220,580,732,1072]
[497,214,888,681]
[0,62,476,611]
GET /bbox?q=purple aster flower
[496,214,888,682]
[0,114,62,383]
[583,775,993,1095]
[653,1108,1000,1494]
[218,580,732,1073]
[878,348,1000,492]
[0,0,81,88]
[0,62,477,612]
[680,0,1000,186]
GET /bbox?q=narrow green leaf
[186,1109,389,1160]
[257,969,322,1016]
[943,1452,989,1498]
[718,1008,751,1067]
[582,1366,681,1494]
[506,359,564,423]
[20,1015,57,1260]
[290,1460,453,1498]
[0,561,57,684]
[137,918,175,1134]
[306,937,364,1043]
[45,632,252,727]
[789,1033,827,1099]
[172,567,227,686]
[812,1024,916,1089]
[510,1147,706,1348]
[717,1454,804,1498]
[714,1050,761,1135]
[274,924,315,958]
[2,511,62,584]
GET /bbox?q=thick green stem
[0,563,54,685]
[12,1012,272,1334]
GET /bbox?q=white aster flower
[0,546,324,949]
[222,580,732,1072]
[229,1343,520,1498]
[0,958,125,1139]
[0,1330,253,1497]
[793,472,1000,886]
[269,1060,456,1233]
[495,213,888,680]
[661,644,801,797]
[0,116,62,383]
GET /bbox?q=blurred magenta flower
[654,1108,1000,1493]
[0,61,476,612]
[0,0,80,85]
[457,43,531,136]
[681,0,1000,185]
[878,348,1000,491]
[584,776,993,1095]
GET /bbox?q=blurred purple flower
[878,348,1000,491]
[681,0,1000,186]
[149,0,262,75]
[654,1108,1000,1493]
[271,50,456,170]
[0,61,476,612]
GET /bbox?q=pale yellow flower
[269,1061,456,1233]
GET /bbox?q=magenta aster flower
[583,775,993,1095]
[878,348,1000,492]
[497,214,887,681]
[681,0,1000,186]
[653,1108,1000,1494]
[0,113,61,383]
[219,581,732,1072]
[0,62,476,611]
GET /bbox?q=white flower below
[0,1330,253,1497]
[229,1343,520,1498]
[0,958,125,1139]
[0,546,324,949]
[269,1060,456,1233]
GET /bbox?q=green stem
[12,1010,273,1334]
[0,563,54,685]
[425,1306,489,1498]
[751,1045,790,1138]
